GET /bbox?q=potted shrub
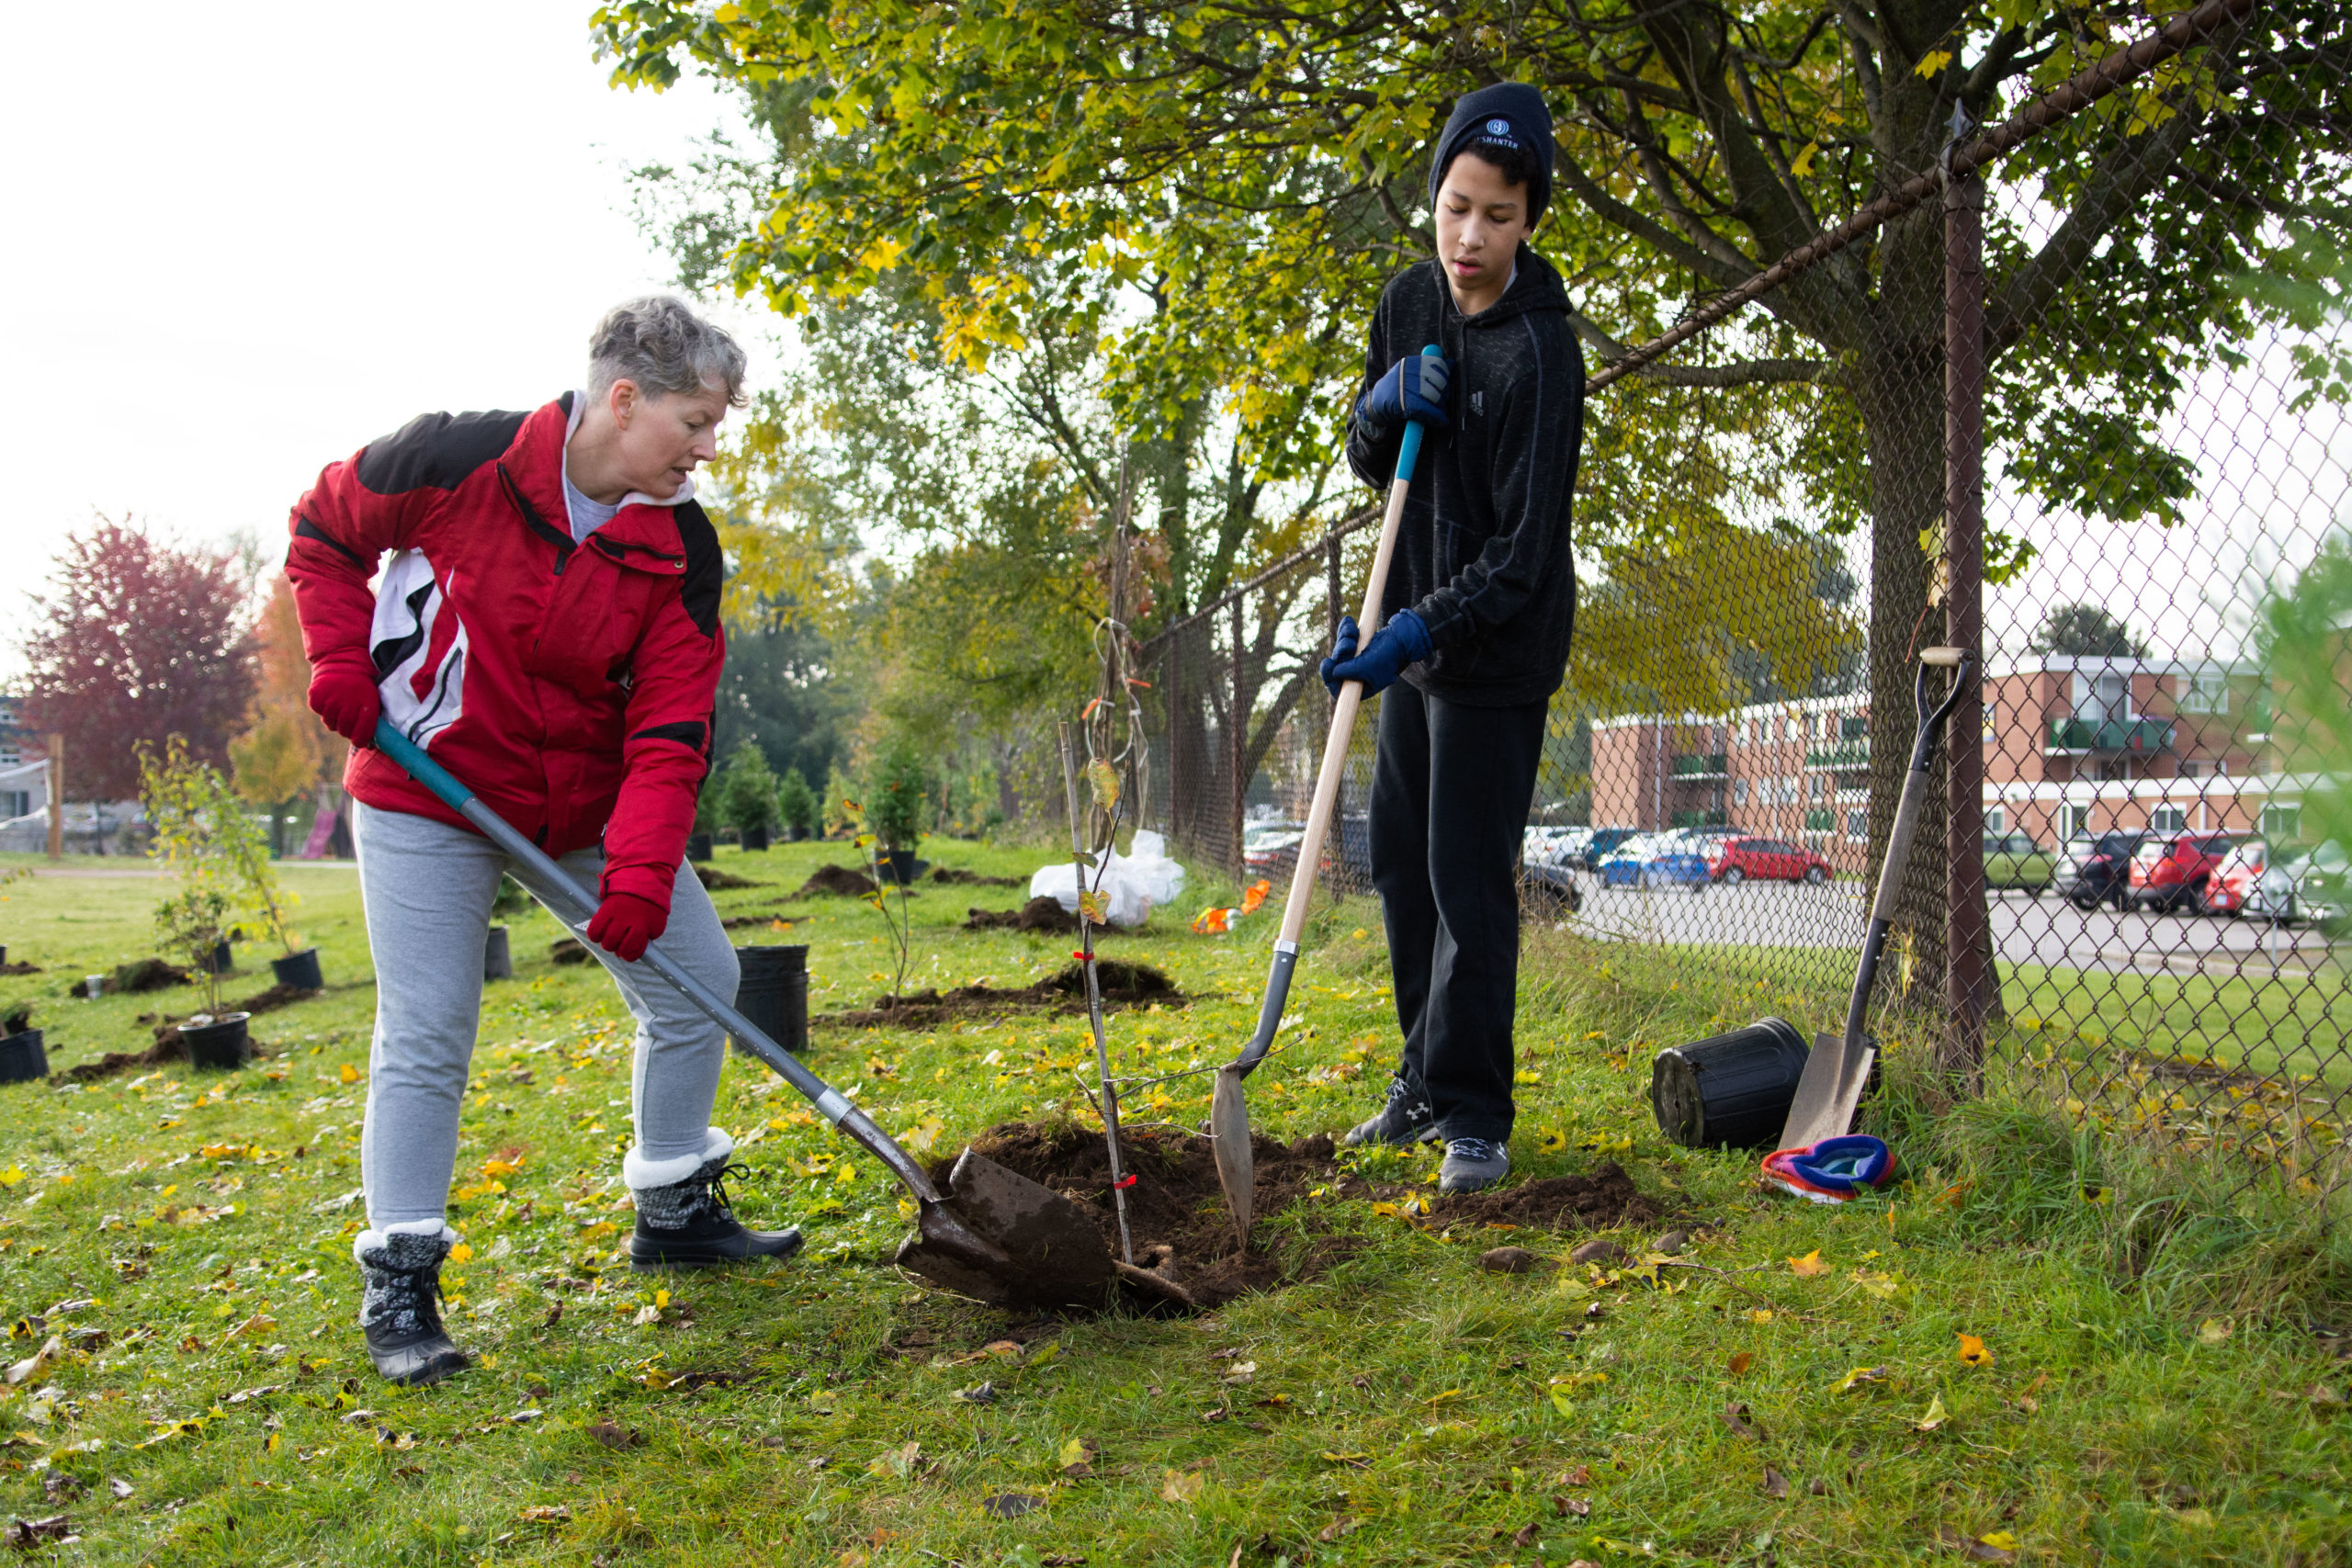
[155,883,248,1068]
[146,739,320,992]
[716,741,779,852]
[777,767,819,842]
[865,740,930,885]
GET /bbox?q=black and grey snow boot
[1343,1076,1438,1149]
[627,1131,803,1270]
[355,1226,469,1387]
[1438,1137,1511,1195]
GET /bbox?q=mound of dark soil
[964,896,1100,935]
[952,1122,1351,1308]
[550,938,591,964]
[0,961,40,976]
[795,863,882,898]
[932,866,1025,888]
[68,984,320,1081]
[63,958,190,998]
[819,959,1182,1031]
[720,913,801,931]
[693,864,765,891]
[1426,1163,1660,1231]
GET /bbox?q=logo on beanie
[1485,118,1513,139]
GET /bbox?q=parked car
[1242,820,1305,877]
[1983,831,2056,894]
[1599,834,1712,888]
[1523,826,1590,870]
[2130,830,2236,914]
[2200,838,2271,917]
[1577,828,1642,871]
[2061,831,2144,911]
[1521,859,1585,912]
[1709,836,1832,886]
[2251,840,2346,925]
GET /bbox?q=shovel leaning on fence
[368,717,1123,1310]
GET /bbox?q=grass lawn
[2,839,2348,1565]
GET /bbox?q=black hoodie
[1345,243,1583,707]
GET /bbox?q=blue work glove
[1319,610,1432,698]
[1356,352,1452,434]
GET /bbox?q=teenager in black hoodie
[1322,83,1583,1194]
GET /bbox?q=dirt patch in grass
[693,864,766,892]
[1425,1163,1661,1232]
[953,1122,1355,1308]
[62,958,192,998]
[0,960,40,976]
[932,867,1026,888]
[820,959,1181,1030]
[963,896,1125,936]
[65,985,322,1081]
[794,863,885,899]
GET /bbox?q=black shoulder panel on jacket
[674,501,723,638]
[355,409,530,497]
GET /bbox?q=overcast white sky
[0,0,761,671]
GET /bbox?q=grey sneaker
[1439,1138,1510,1194]
[1343,1077,1437,1148]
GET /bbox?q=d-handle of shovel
[1227,345,1444,1082]
[368,718,944,1205]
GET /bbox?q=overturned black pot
[271,947,323,991]
[687,833,714,863]
[484,925,513,981]
[0,1029,47,1085]
[180,1012,251,1071]
[741,824,770,852]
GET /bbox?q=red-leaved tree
[18,519,255,801]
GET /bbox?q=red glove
[586,891,667,963]
[307,660,382,747]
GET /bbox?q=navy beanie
[1427,83,1555,221]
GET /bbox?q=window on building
[2063,804,2090,840]
[1733,779,1749,807]
[2262,802,2302,841]
[1847,808,1868,839]
[2151,805,2188,833]
[1984,806,2006,833]
[1809,774,1825,801]
[1841,716,1867,740]
[2177,760,2202,780]
[2179,670,2230,714]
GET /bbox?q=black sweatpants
[1368,682,1549,1145]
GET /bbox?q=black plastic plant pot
[733,944,809,1055]
[180,1012,251,1071]
[1649,1017,1811,1150]
[883,848,924,886]
[484,925,513,982]
[0,1029,47,1085]
[741,824,770,852]
[687,834,714,863]
[271,948,323,991]
[202,939,234,976]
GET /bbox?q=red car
[1711,836,1832,886]
[2130,831,2234,913]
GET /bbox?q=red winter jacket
[284,392,724,912]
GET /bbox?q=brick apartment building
[1590,654,2298,874]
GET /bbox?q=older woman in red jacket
[287,297,796,1388]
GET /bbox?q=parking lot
[1554,875,2346,982]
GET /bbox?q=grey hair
[587,296,749,408]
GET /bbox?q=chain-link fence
[1136,0,2352,1198]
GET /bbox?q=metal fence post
[1943,111,1989,1089]
[1230,595,1248,881]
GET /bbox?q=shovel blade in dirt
[894,1146,1117,1310]
[1210,1065,1254,1244]
[1777,1031,1876,1150]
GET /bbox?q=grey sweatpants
[352,801,738,1230]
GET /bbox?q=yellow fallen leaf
[1851,1269,1899,1299]
[1057,1438,1091,1470]
[1832,1365,1888,1394]
[0,1166,22,1187]
[479,1156,523,1179]
[865,1440,920,1478]
[1913,1393,1950,1431]
[2196,1318,2233,1346]
[1160,1468,1204,1504]
[1370,1201,1400,1219]
[1981,1531,2021,1551]
[1547,1385,1576,1416]
[1787,1250,1826,1278]
[339,1064,359,1084]
[1537,1129,1567,1154]
[447,1244,474,1265]
[1749,1309,1774,1324]
[1957,1333,1994,1369]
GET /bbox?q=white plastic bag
[1029,829,1189,929]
